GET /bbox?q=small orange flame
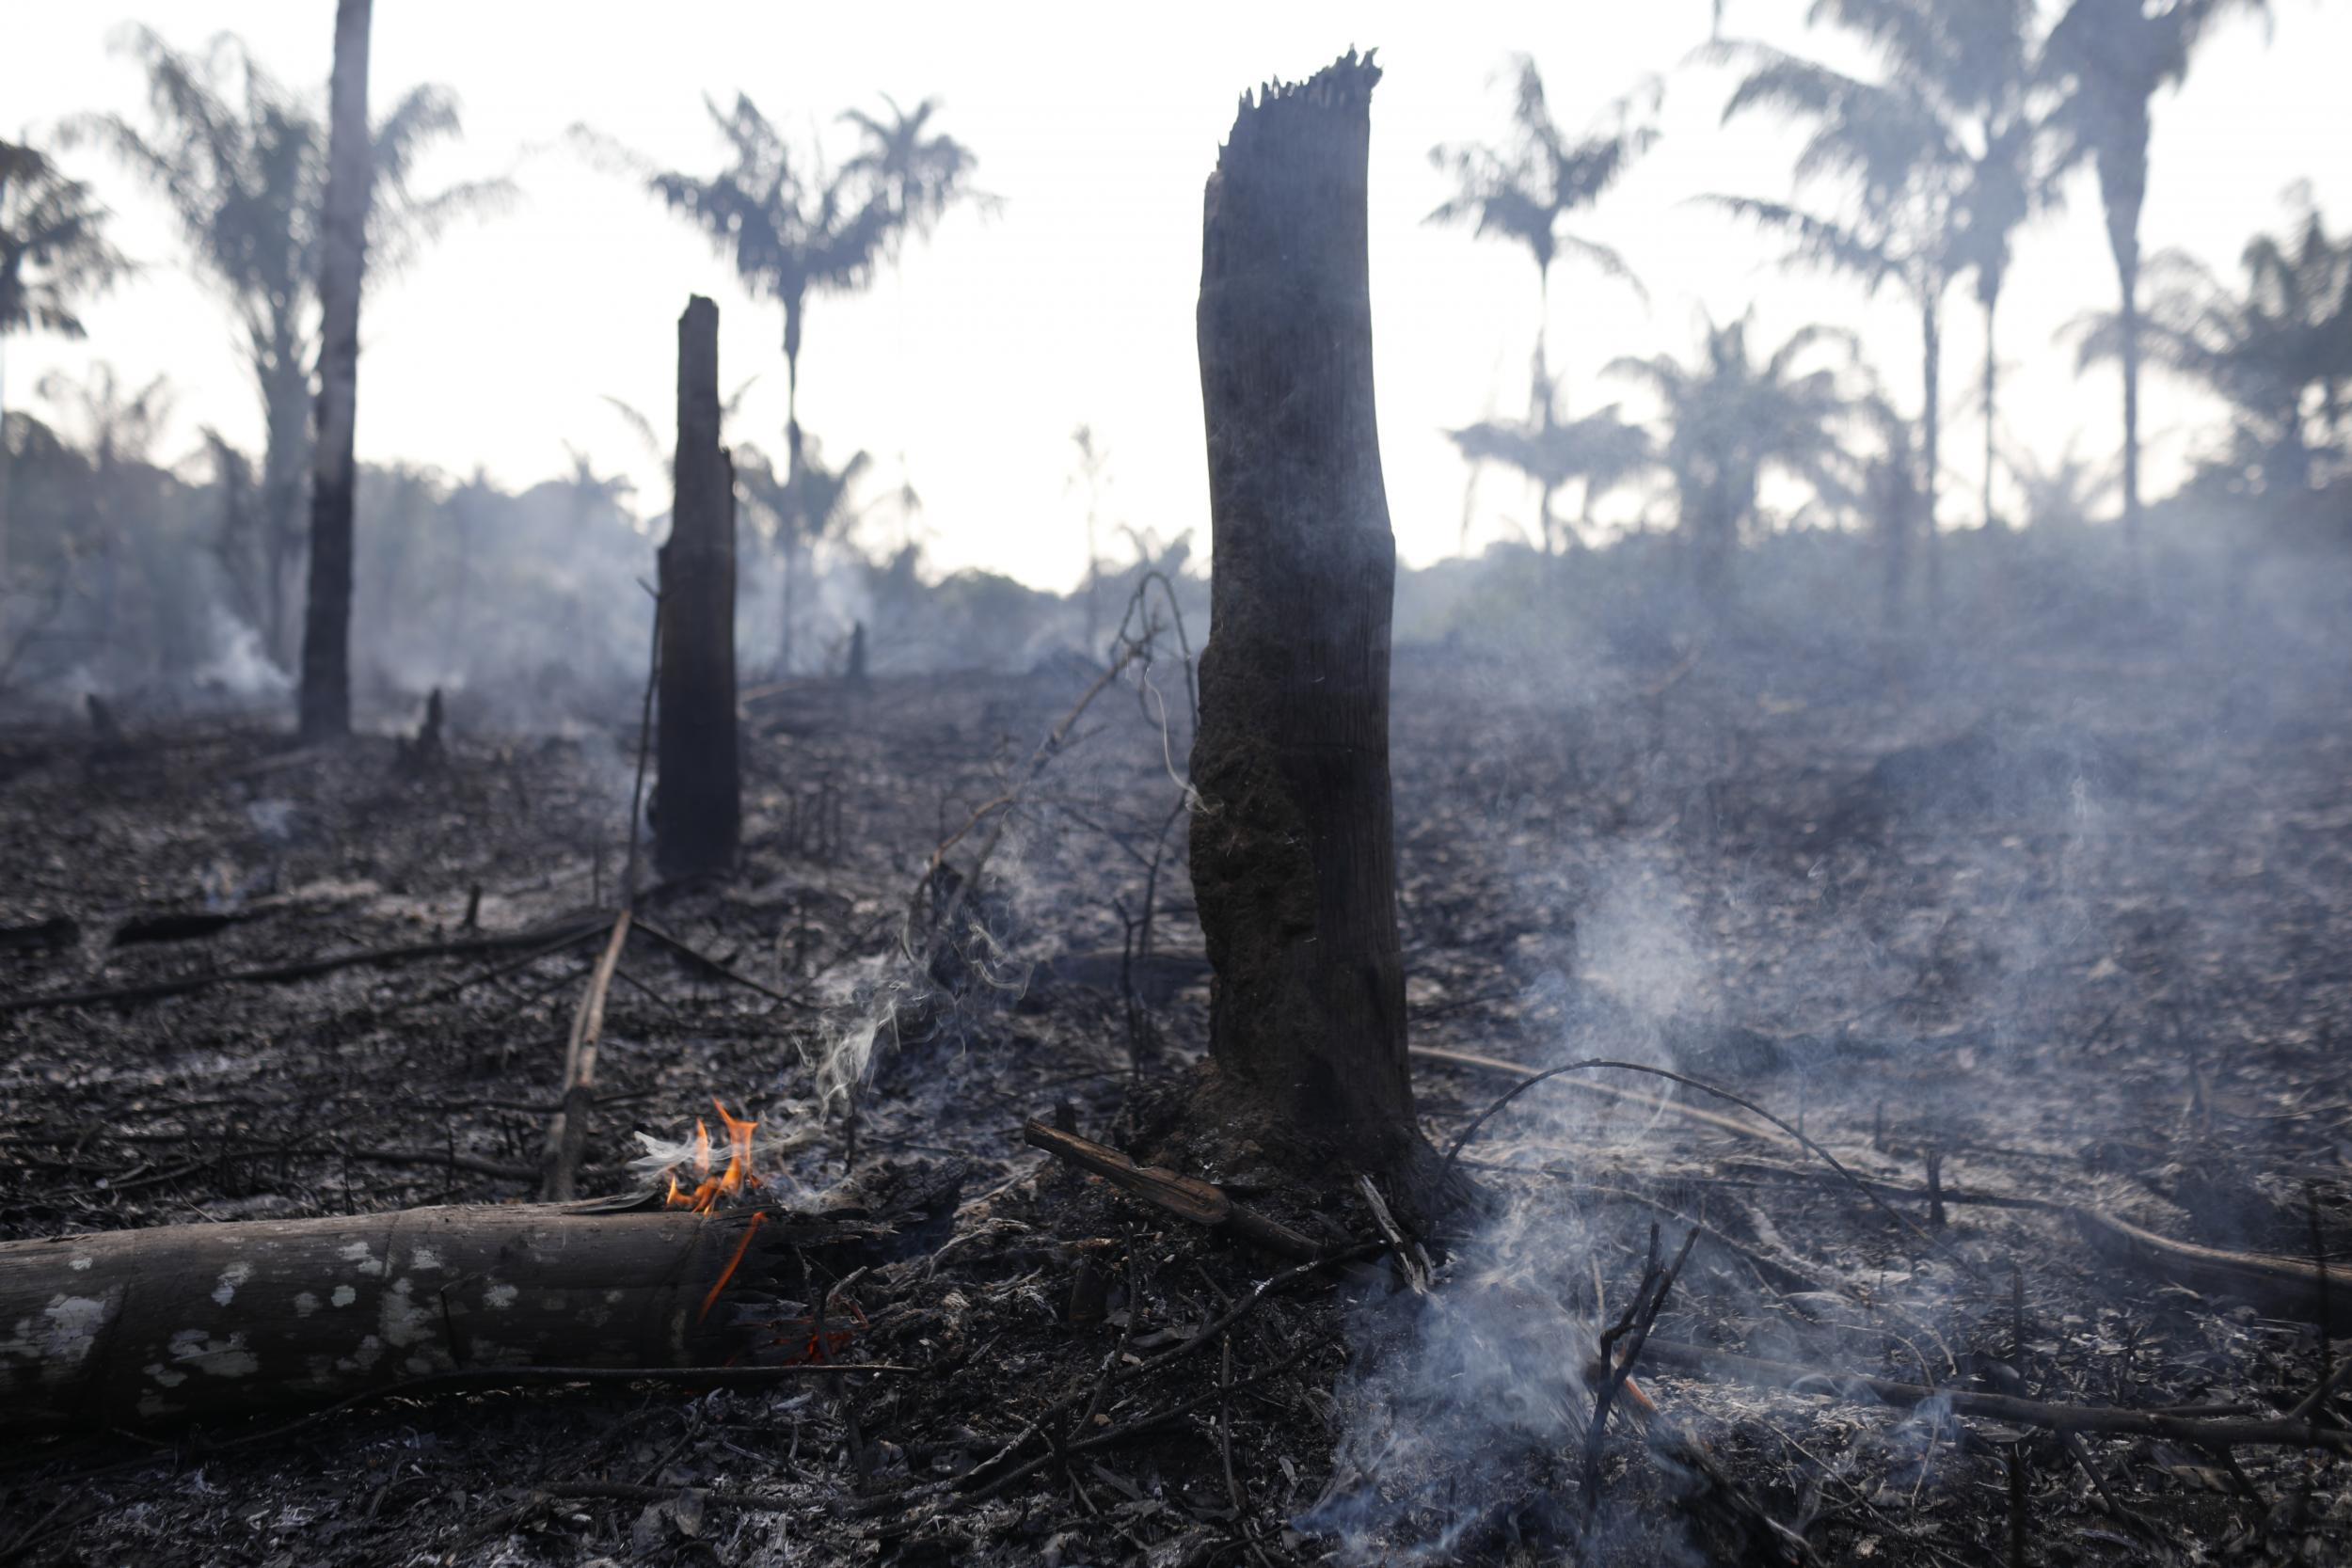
[664,1098,765,1212]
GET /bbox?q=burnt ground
[2,588,2350,1567]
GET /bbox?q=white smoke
[195,607,293,699]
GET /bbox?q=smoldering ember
[2,8,2349,1568]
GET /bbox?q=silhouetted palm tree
[0,138,126,584]
[1068,424,1109,652]
[739,436,871,674]
[1446,393,1653,555]
[2042,0,2272,541]
[646,93,980,500]
[1428,57,1657,421]
[1798,1,2042,531]
[1606,312,1857,601]
[2006,436,2118,530]
[841,93,990,259]
[558,443,635,531]
[2076,195,2348,499]
[34,362,172,645]
[1708,12,1983,604]
[79,25,507,661]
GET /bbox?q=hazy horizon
[5,0,2344,594]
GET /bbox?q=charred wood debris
[2,615,2350,1566]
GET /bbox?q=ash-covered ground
[3,566,2350,1567]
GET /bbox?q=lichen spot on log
[483,1283,517,1309]
[69,1256,92,1271]
[379,1278,430,1348]
[331,1285,358,1307]
[410,1246,444,1273]
[337,1333,386,1373]
[294,1291,321,1317]
[31,1294,110,1365]
[212,1262,253,1306]
[340,1241,386,1276]
[166,1327,260,1378]
[142,1362,188,1388]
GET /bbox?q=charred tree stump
[295,0,373,741]
[1183,53,1438,1202]
[655,295,739,880]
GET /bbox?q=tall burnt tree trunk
[297,0,373,740]
[656,295,739,880]
[1185,53,1431,1195]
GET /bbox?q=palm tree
[1790,1,2042,533]
[841,93,989,257]
[646,93,979,526]
[2042,0,2272,542]
[738,436,870,674]
[1708,187,1951,590]
[0,138,127,586]
[1445,392,1653,555]
[1708,17,1979,604]
[557,443,634,531]
[79,25,507,664]
[1606,311,1858,601]
[2075,196,2349,499]
[34,362,172,647]
[2006,436,2118,531]
[1428,58,1657,432]
[1068,424,1109,652]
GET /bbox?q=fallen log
[0,1165,958,1435]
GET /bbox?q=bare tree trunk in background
[1185,53,1433,1200]
[2118,250,2142,547]
[778,537,797,675]
[0,337,13,591]
[298,0,373,740]
[656,295,739,881]
[1981,287,2000,531]
[1882,480,1912,628]
[1919,299,1943,620]
[262,349,310,667]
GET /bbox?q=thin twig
[624,583,662,905]
[542,911,632,1200]
[1635,1340,2352,1454]
[1441,1057,1978,1276]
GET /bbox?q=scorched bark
[1185,52,1422,1182]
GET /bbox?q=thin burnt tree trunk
[297,0,373,739]
[656,295,739,880]
[2119,248,2142,546]
[1185,53,1429,1192]
[1919,296,1943,620]
[1981,284,2000,531]
[262,354,310,667]
[0,339,13,588]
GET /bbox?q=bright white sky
[4,1,2344,590]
